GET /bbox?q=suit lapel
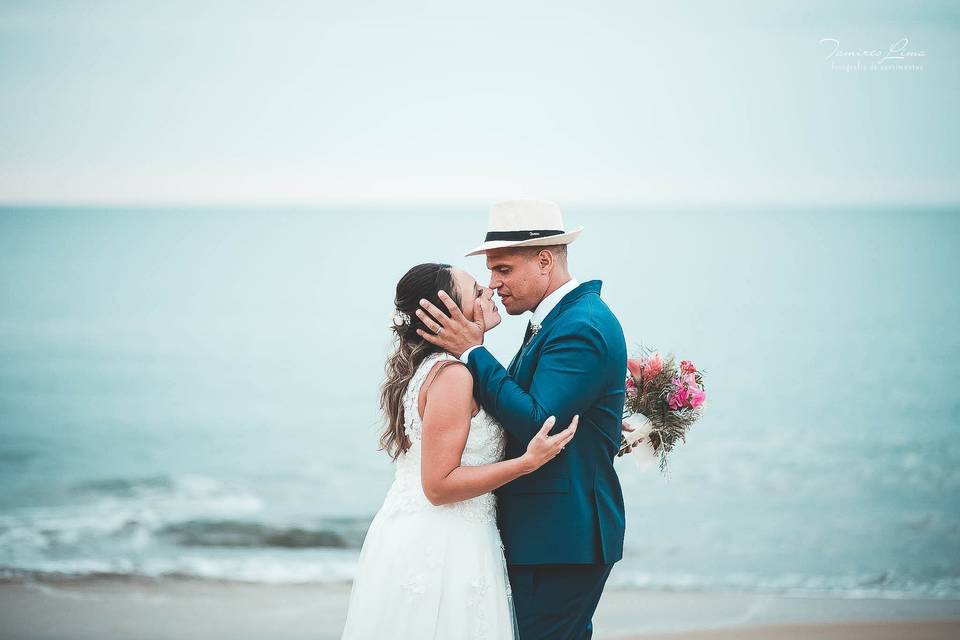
[507,321,534,377]
[507,349,522,377]
[505,281,603,380]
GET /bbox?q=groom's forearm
[467,338,606,446]
[468,348,544,443]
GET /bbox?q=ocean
[1,205,958,598]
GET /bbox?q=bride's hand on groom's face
[416,290,484,358]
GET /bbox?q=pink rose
[667,384,689,410]
[690,388,706,408]
[667,391,682,410]
[666,392,677,410]
[625,376,638,398]
[682,372,698,389]
[680,360,697,374]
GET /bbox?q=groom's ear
[536,245,567,275]
[537,248,555,275]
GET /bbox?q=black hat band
[483,229,565,242]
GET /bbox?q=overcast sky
[1,0,957,205]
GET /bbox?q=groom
[416,199,627,639]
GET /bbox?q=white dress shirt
[459,277,580,364]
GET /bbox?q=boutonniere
[530,322,541,336]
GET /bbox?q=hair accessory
[389,309,412,328]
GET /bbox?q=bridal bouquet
[619,347,707,473]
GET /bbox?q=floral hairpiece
[389,309,412,328]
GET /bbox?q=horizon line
[1,199,958,211]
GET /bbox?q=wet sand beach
[2,575,958,639]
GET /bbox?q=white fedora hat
[464,199,583,257]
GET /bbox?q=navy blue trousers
[507,563,614,640]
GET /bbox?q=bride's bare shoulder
[421,359,472,399]
[418,358,477,418]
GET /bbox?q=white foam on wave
[3,473,957,598]
[5,551,959,598]
[1,474,263,543]
[607,568,960,599]
[0,473,264,566]
[1,548,361,585]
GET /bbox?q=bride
[340,262,579,640]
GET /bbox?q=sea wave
[2,473,958,599]
[156,518,368,549]
[0,550,361,585]
[3,561,959,600]
[0,474,370,554]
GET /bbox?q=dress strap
[402,351,455,441]
[420,358,464,397]
[410,351,452,393]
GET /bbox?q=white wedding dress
[340,351,519,640]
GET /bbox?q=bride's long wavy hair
[379,263,463,460]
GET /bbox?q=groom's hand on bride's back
[416,290,484,358]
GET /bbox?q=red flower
[644,354,663,381]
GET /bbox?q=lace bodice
[380,351,506,525]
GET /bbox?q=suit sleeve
[467,321,609,446]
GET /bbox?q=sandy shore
[1,575,958,639]
[616,620,960,640]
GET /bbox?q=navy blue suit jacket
[466,280,627,565]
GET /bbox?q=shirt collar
[531,277,579,327]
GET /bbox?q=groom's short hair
[515,244,568,268]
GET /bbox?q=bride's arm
[420,362,577,506]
